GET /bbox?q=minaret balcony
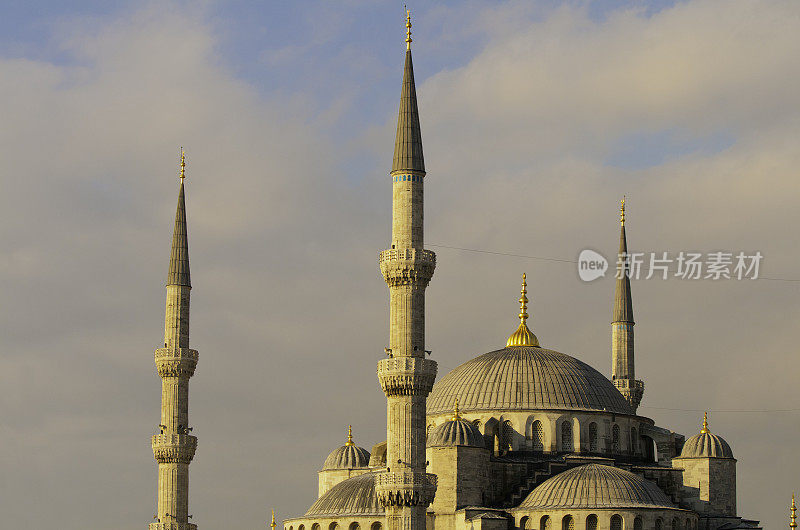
[155,348,199,378]
[152,433,197,464]
[149,523,197,530]
[375,470,437,507]
[379,248,436,286]
[377,357,437,396]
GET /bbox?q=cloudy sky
[1,0,799,528]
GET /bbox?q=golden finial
[451,399,461,421]
[791,493,797,529]
[405,7,412,50]
[701,411,709,434]
[345,425,354,446]
[180,147,186,182]
[271,509,276,530]
[506,273,540,347]
[620,196,626,226]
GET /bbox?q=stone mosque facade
[147,14,764,530]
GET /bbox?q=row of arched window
[520,514,694,530]
[288,522,382,530]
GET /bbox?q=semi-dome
[427,402,485,448]
[519,464,675,509]
[679,413,734,459]
[428,346,632,415]
[322,426,371,470]
[306,473,384,516]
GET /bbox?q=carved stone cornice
[149,523,197,530]
[152,433,197,464]
[377,357,437,396]
[155,348,198,378]
[379,248,436,287]
[375,471,437,507]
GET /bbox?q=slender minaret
[375,10,437,530]
[791,493,797,530]
[612,197,644,411]
[151,149,198,530]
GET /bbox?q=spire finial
[701,411,709,434]
[346,425,354,446]
[506,273,540,347]
[405,7,412,50]
[180,147,186,182]
[620,196,626,226]
[452,398,461,421]
[271,509,276,530]
[792,493,797,529]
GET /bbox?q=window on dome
[299,525,304,530]
[561,421,573,452]
[561,515,574,530]
[312,524,320,530]
[329,523,339,530]
[371,522,381,530]
[519,516,529,530]
[585,515,597,530]
[588,422,598,452]
[671,518,678,530]
[501,420,513,453]
[610,515,623,530]
[634,517,643,530]
[532,420,544,451]
[612,424,620,452]
[540,515,551,530]
[349,523,359,530]
[655,518,663,530]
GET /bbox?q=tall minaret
[151,149,198,530]
[611,197,643,411]
[375,10,437,530]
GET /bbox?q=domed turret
[322,426,371,470]
[427,400,484,448]
[680,412,734,459]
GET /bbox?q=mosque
[146,12,767,530]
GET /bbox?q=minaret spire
[506,273,540,347]
[612,197,643,411]
[791,493,797,530]
[376,13,437,530]
[151,150,199,530]
[701,411,709,434]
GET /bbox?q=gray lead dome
[427,346,633,415]
[427,418,484,448]
[680,432,734,459]
[322,444,371,470]
[306,473,384,516]
[520,464,675,509]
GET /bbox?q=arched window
[371,523,381,530]
[671,518,678,530]
[561,515,574,530]
[686,519,692,529]
[329,523,339,530]
[501,420,513,453]
[299,525,305,530]
[634,517,643,530]
[631,427,638,453]
[612,424,620,452]
[655,518,663,530]
[585,515,598,530]
[540,515,551,530]
[610,514,623,530]
[561,421,573,452]
[532,420,544,451]
[588,422,598,452]
[519,516,529,530]
[472,419,482,429]
[312,524,320,530]
[349,523,360,530]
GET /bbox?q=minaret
[791,493,797,530]
[151,148,198,530]
[612,197,644,411]
[375,10,437,530]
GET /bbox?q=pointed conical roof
[613,200,633,323]
[392,50,425,174]
[167,181,190,287]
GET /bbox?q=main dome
[428,346,632,415]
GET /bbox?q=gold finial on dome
[701,411,709,434]
[270,509,276,530]
[179,147,186,182]
[405,7,412,50]
[346,425,354,446]
[620,196,626,226]
[451,399,461,421]
[506,273,540,347]
[791,493,797,529]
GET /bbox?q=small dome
[680,414,733,458]
[306,473,383,516]
[322,426,371,470]
[428,418,484,448]
[519,464,675,509]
